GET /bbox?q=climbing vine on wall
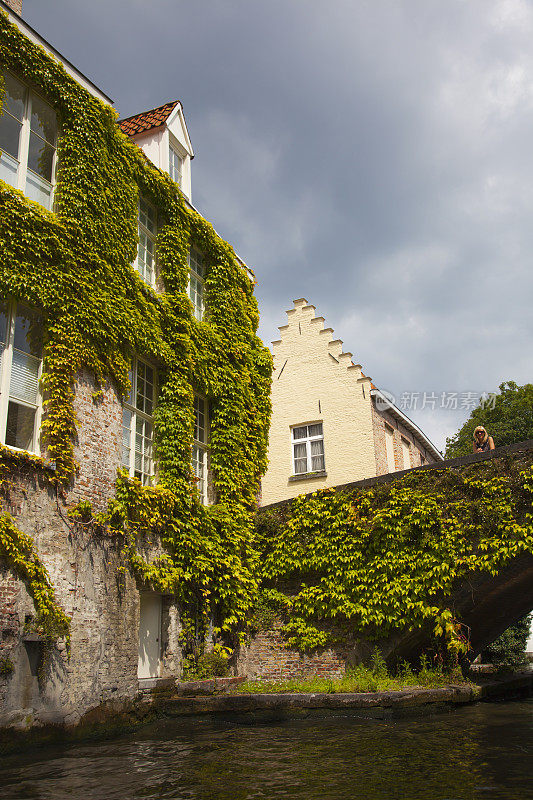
[5,12,530,663]
[0,512,70,643]
[256,459,533,655]
[0,13,272,645]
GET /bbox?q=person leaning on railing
[473,426,495,454]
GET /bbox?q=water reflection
[1,700,531,799]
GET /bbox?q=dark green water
[1,700,532,799]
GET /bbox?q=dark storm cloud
[23,0,533,448]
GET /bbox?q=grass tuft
[230,658,471,695]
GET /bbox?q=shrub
[0,657,14,677]
[482,614,532,670]
[182,646,230,679]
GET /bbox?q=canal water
[1,700,532,799]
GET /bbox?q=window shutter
[9,349,39,405]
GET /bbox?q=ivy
[0,513,70,643]
[256,461,533,656]
[5,11,530,665]
[0,13,272,649]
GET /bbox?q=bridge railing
[262,438,533,511]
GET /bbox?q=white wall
[131,118,192,201]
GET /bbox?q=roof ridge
[118,100,179,125]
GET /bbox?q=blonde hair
[473,426,488,443]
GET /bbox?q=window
[401,437,411,470]
[168,144,183,187]
[135,198,157,286]
[0,71,57,210]
[385,424,396,472]
[122,359,156,485]
[188,248,205,321]
[292,423,325,475]
[0,302,42,453]
[192,394,208,504]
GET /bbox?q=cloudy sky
[21,0,533,450]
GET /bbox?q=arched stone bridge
[260,440,533,663]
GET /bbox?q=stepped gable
[272,298,372,388]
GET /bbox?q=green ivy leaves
[256,464,533,654]
[0,512,70,643]
[0,12,272,651]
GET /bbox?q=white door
[138,593,162,679]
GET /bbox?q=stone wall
[71,371,123,510]
[236,621,346,681]
[0,370,183,731]
[0,567,19,709]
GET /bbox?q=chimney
[4,0,22,14]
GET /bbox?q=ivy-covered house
[0,1,271,729]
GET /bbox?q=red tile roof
[118,101,179,137]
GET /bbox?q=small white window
[135,198,157,286]
[168,145,183,187]
[0,301,43,454]
[122,359,156,485]
[401,437,411,470]
[188,248,205,321]
[292,423,325,475]
[192,394,209,504]
[0,71,57,210]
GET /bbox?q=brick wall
[71,371,122,511]
[372,402,437,475]
[0,568,19,709]
[0,370,183,730]
[3,0,22,15]
[236,621,346,681]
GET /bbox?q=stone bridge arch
[259,440,533,667]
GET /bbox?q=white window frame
[0,70,58,210]
[192,394,209,504]
[291,422,325,475]
[168,143,183,188]
[135,197,157,287]
[122,358,157,486]
[187,247,205,321]
[0,301,43,455]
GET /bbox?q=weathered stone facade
[0,8,264,736]
[0,372,183,730]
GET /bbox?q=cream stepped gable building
[261,299,443,506]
